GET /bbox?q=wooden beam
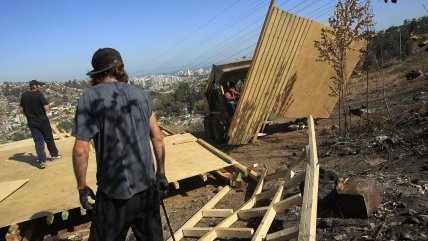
[199,173,208,182]
[183,227,254,239]
[237,206,269,220]
[202,209,234,218]
[252,186,284,241]
[273,193,302,212]
[298,115,320,241]
[196,139,258,181]
[255,188,278,201]
[211,170,233,186]
[265,151,306,181]
[183,227,211,238]
[46,213,54,225]
[166,186,231,241]
[283,170,306,190]
[50,123,64,139]
[216,228,254,239]
[171,181,180,190]
[266,226,299,241]
[199,170,267,241]
[159,125,176,135]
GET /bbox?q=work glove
[78,186,96,211]
[156,174,170,198]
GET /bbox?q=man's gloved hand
[156,174,170,198]
[78,186,96,211]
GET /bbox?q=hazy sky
[0,0,426,82]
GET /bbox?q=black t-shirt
[72,82,155,199]
[20,91,49,120]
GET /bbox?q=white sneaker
[51,155,62,161]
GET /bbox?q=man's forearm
[72,146,90,189]
[152,140,165,175]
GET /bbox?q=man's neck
[104,76,118,83]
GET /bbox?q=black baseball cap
[29,80,45,87]
[87,48,123,75]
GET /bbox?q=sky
[0,0,426,82]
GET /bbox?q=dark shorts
[89,185,163,241]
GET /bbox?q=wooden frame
[167,115,320,241]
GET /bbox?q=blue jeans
[28,120,59,163]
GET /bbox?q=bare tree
[314,0,374,136]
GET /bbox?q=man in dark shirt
[20,80,62,169]
[72,48,169,241]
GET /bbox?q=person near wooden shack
[224,81,240,115]
[19,80,62,169]
[71,47,169,241]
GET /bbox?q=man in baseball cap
[20,80,62,169]
[72,47,168,241]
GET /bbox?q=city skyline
[0,0,426,82]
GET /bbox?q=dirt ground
[2,58,427,241]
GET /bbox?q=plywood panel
[227,9,365,145]
[0,179,29,202]
[0,133,232,228]
[0,138,97,228]
[163,134,232,183]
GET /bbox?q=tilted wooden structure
[227,0,365,145]
[168,115,320,241]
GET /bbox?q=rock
[375,135,389,143]
[339,147,356,155]
[334,234,344,240]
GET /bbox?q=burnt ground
[2,59,427,241]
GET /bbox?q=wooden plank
[171,181,180,190]
[166,186,231,241]
[240,8,285,144]
[211,171,233,186]
[255,187,278,201]
[199,170,267,241]
[227,0,278,144]
[159,125,176,135]
[252,186,284,241]
[265,151,305,181]
[183,227,254,239]
[237,206,269,220]
[250,10,295,142]
[196,139,258,181]
[229,10,306,144]
[298,115,320,241]
[199,174,208,182]
[50,123,64,139]
[183,227,211,238]
[266,226,299,241]
[283,170,306,190]
[202,209,234,218]
[216,228,254,239]
[273,193,302,212]
[0,179,29,202]
[163,135,233,183]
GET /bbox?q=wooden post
[298,115,320,241]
